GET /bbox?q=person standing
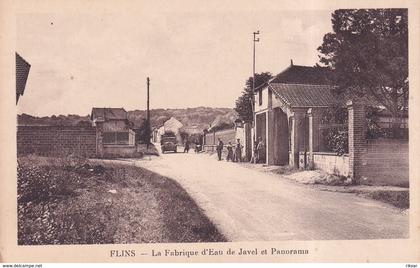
[253,138,258,163]
[184,139,190,153]
[216,138,224,161]
[195,139,200,153]
[234,138,243,162]
[226,142,234,161]
[256,137,266,163]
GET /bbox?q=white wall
[255,87,269,112]
[313,153,350,177]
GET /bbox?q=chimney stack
[290,59,294,66]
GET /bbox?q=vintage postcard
[0,0,419,263]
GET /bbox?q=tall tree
[235,72,272,122]
[318,9,408,124]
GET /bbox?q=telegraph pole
[252,31,259,164]
[252,31,259,102]
[146,77,151,149]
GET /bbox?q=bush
[17,157,115,245]
[321,107,349,155]
[17,164,77,204]
[322,127,349,155]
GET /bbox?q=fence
[17,125,97,157]
[204,128,236,145]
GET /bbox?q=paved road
[132,150,408,241]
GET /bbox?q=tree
[234,72,273,122]
[318,9,408,127]
[137,119,151,144]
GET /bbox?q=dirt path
[127,151,408,241]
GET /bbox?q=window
[258,90,262,106]
[103,132,129,145]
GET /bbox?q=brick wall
[359,139,409,186]
[17,125,97,157]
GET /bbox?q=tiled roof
[16,53,31,103]
[270,65,335,85]
[91,107,127,121]
[270,83,338,108]
[255,65,334,91]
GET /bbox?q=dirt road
[131,150,408,241]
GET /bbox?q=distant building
[163,117,183,133]
[152,117,183,144]
[16,53,31,104]
[163,117,183,143]
[152,125,164,143]
[91,107,136,157]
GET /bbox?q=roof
[16,53,31,103]
[255,64,334,91]
[164,117,183,127]
[90,107,127,121]
[270,83,338,108]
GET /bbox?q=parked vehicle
[160,134,177,153]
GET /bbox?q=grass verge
[17,155,226,245]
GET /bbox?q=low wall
[312,152,350,177]
[17,125,96,157]
[360,138,408,186]
[102,145,139,158]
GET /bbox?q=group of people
[215,137,266,163]
[216,138,243,162]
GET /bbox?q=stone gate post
[347,100,366,183]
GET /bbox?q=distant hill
[17,107,238,132]
[17,113,92,126]
[127,107,237,131]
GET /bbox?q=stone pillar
[347,100,366,183]
[307,108,322,169]
[289,109,306,167]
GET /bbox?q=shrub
[322,127,349,155]
[17,157,113,245]
[17,165,77,204]
[321,107,349,155]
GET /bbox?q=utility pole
[252,31,259,164]
[146,77,151,149]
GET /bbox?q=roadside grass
[283,170,409,209]
[17,155,226,245]
[367,190,409,209]
[348,188,409,209]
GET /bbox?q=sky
[17,8,334,116]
